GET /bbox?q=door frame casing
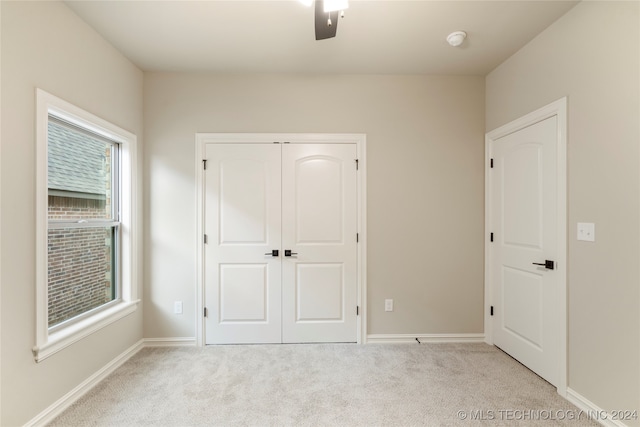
[484,98,567,395]
[195,133,367,346]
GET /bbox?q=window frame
[47,119,121,331]
[35,89,139,362]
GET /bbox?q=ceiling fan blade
[315,0,339,40]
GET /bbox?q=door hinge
[490,232,494,242]
[490,306,494,316]
[356,233,359,243]
[490,158,494,168]
[204,234,208,244]
[203,159,208,170]
[355,159,359,170]
[204,307,208,317]
[356,306,359,316]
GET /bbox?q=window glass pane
[48,226,117,327]
[48,120,115,220]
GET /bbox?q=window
[35,89,138,362]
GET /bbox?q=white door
[282,144,358,343]
[489,116,560,386]
[204,144,282,344]
[204,142,358,344]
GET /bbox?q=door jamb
[195,133,367,346]
[484,98,567,396]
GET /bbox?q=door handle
[264,250,279,257]
[532,260,555,270]
[284,250,298,257]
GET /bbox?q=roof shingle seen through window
[47,121,109,196]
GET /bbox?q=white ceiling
[64,0,578,75]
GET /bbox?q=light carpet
[50,343,596,426]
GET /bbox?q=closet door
[204,144,282,344]
[204,142,358,344]
[281,144,358,343]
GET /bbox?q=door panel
[491,116,558,385]
[296,263,344,321]
[282,144,357,343]
[219,159,269,244]
[295,156,344,244]
[205,144,282,344]
[503,145,543,249]
[219,264,268,322]
[502,266,542,348]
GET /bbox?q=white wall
[0,2,144,425]
[486,1,639,420]
[143,73,485,339]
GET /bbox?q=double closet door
[204,143,357,344]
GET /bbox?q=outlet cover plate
[577,222,595,242]
[174,301,183,314]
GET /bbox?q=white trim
[143,337,197,347]
[566,388,631,427]
[34,89,139,362]
[483,131,493,346]
[26,337,200,426]
[484,97,568,395]
[0,2,3,421]
[195,133,367,346]
[367,333,485,344]
[25,339,145,427]
[356,136,367,344]
[0,3,3,420]
[195,137,205,347]
[33,301,139,363]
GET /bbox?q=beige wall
[143,73,485,338]
[12,0,637,424]
[0,2,144,425]
[486,0,639,420]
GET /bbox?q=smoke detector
[446,31,467,47]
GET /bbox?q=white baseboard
[25,337,196,426]
[25,339,145,427]
[143,337,196,347]
[366,333,485,344]
[566,388,631,427]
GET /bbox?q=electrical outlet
[174,301,183,314]
[577,222,595,242]
[385,299,393,312]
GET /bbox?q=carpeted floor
[50,343,597,426]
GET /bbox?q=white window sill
[33,300,140,363]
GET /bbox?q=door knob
[264,250,279,257]
[284,250,298,257]
[532,260,555,270]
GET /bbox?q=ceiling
[64,0,578,75]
